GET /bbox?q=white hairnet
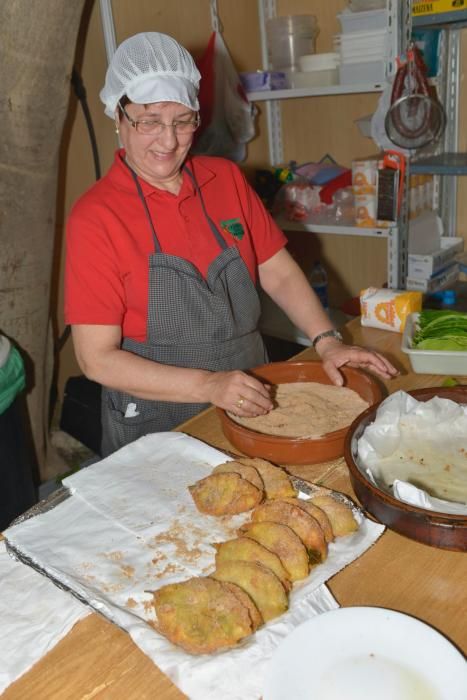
[100,32,201,118]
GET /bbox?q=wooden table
[4,320,467,699]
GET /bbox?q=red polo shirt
[65,151,287,342]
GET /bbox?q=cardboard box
[407,237,464,279]
[406,262,459,293]
[413,1,467,17]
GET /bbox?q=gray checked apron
[101,160,268,456]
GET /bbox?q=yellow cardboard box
[413,0,466,16]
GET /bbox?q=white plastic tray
[405,262,459,293]
[408,237,464,279]
[337,9,387,33]
[401,312,467,375]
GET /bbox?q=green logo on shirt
[220,218,244,240]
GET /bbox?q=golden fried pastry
[251,500,327,563]
[309,494,358,537]
[215,537,291,590]
[238,457,296,500]
[212,460,264,491]
[212,560,288,622]
[283,498,334,543]
[222,581,263,630]
[241,521,310,582]
[189,472,263,515]
[153,577,254,654]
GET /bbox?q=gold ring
[236,397,244,409]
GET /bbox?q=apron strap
[183,164,228,251]
[120,155,162,253]
[121,153,228,253]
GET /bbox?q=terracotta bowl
[344,386,467,552]
[217,361,383,466]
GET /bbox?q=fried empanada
[215,536,291,590]
[189,472,263,515]
[283,498,334,543]
[212,460,264,491]
[241,521,310,582]
[222,581,263,630]
[309,494,358,537]
[212,560,288,622]
[238,457,296,500]
[251,500,327,563]
[153,577,253,654]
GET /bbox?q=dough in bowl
[229,382,369,438]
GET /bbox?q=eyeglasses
[118,102,200,136]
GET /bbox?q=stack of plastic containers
[336,6,387,85]
[266,15,319,73]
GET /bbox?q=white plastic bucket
[288,68,339,88]
[299,53,339,71]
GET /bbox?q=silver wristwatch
[312,329,343,349]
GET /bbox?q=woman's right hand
[203,370,273,417]
[71,325,274,414]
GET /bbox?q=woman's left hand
[316,338,399,386]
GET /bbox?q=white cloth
[357,390,467,514]
[4,433,385,700]
[0,541,89,694]
[393,480,467,516]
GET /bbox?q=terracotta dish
[217,361,383,466]
[344,386,467,552]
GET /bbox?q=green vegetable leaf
[442,377,459,387]
[412,310,467,351]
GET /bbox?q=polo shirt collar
[110,149,216,198]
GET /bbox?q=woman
[65,32,397,457]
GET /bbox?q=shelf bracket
[258,0,283,165]
[439,28,460,236]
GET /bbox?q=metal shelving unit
[411,153,467,176]
[274,218,392,239]
[247,82,385,102]
[412,9,467,29]
[254,0,409,294]
[256,0,400,167]
[250,0,413,345]
[410,10,464,237]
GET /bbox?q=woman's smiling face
[117,101,197,191]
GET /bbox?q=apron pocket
[101,388,209,457]
[105,392,157,426]
[102,391,162,455]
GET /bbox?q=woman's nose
[155,124,178,148]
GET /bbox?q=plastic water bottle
[309,260,329,310]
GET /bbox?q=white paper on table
[5,432,385,700]
[0,541,89,694]
[357,391,467,514]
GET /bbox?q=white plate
[262,607,467,700]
